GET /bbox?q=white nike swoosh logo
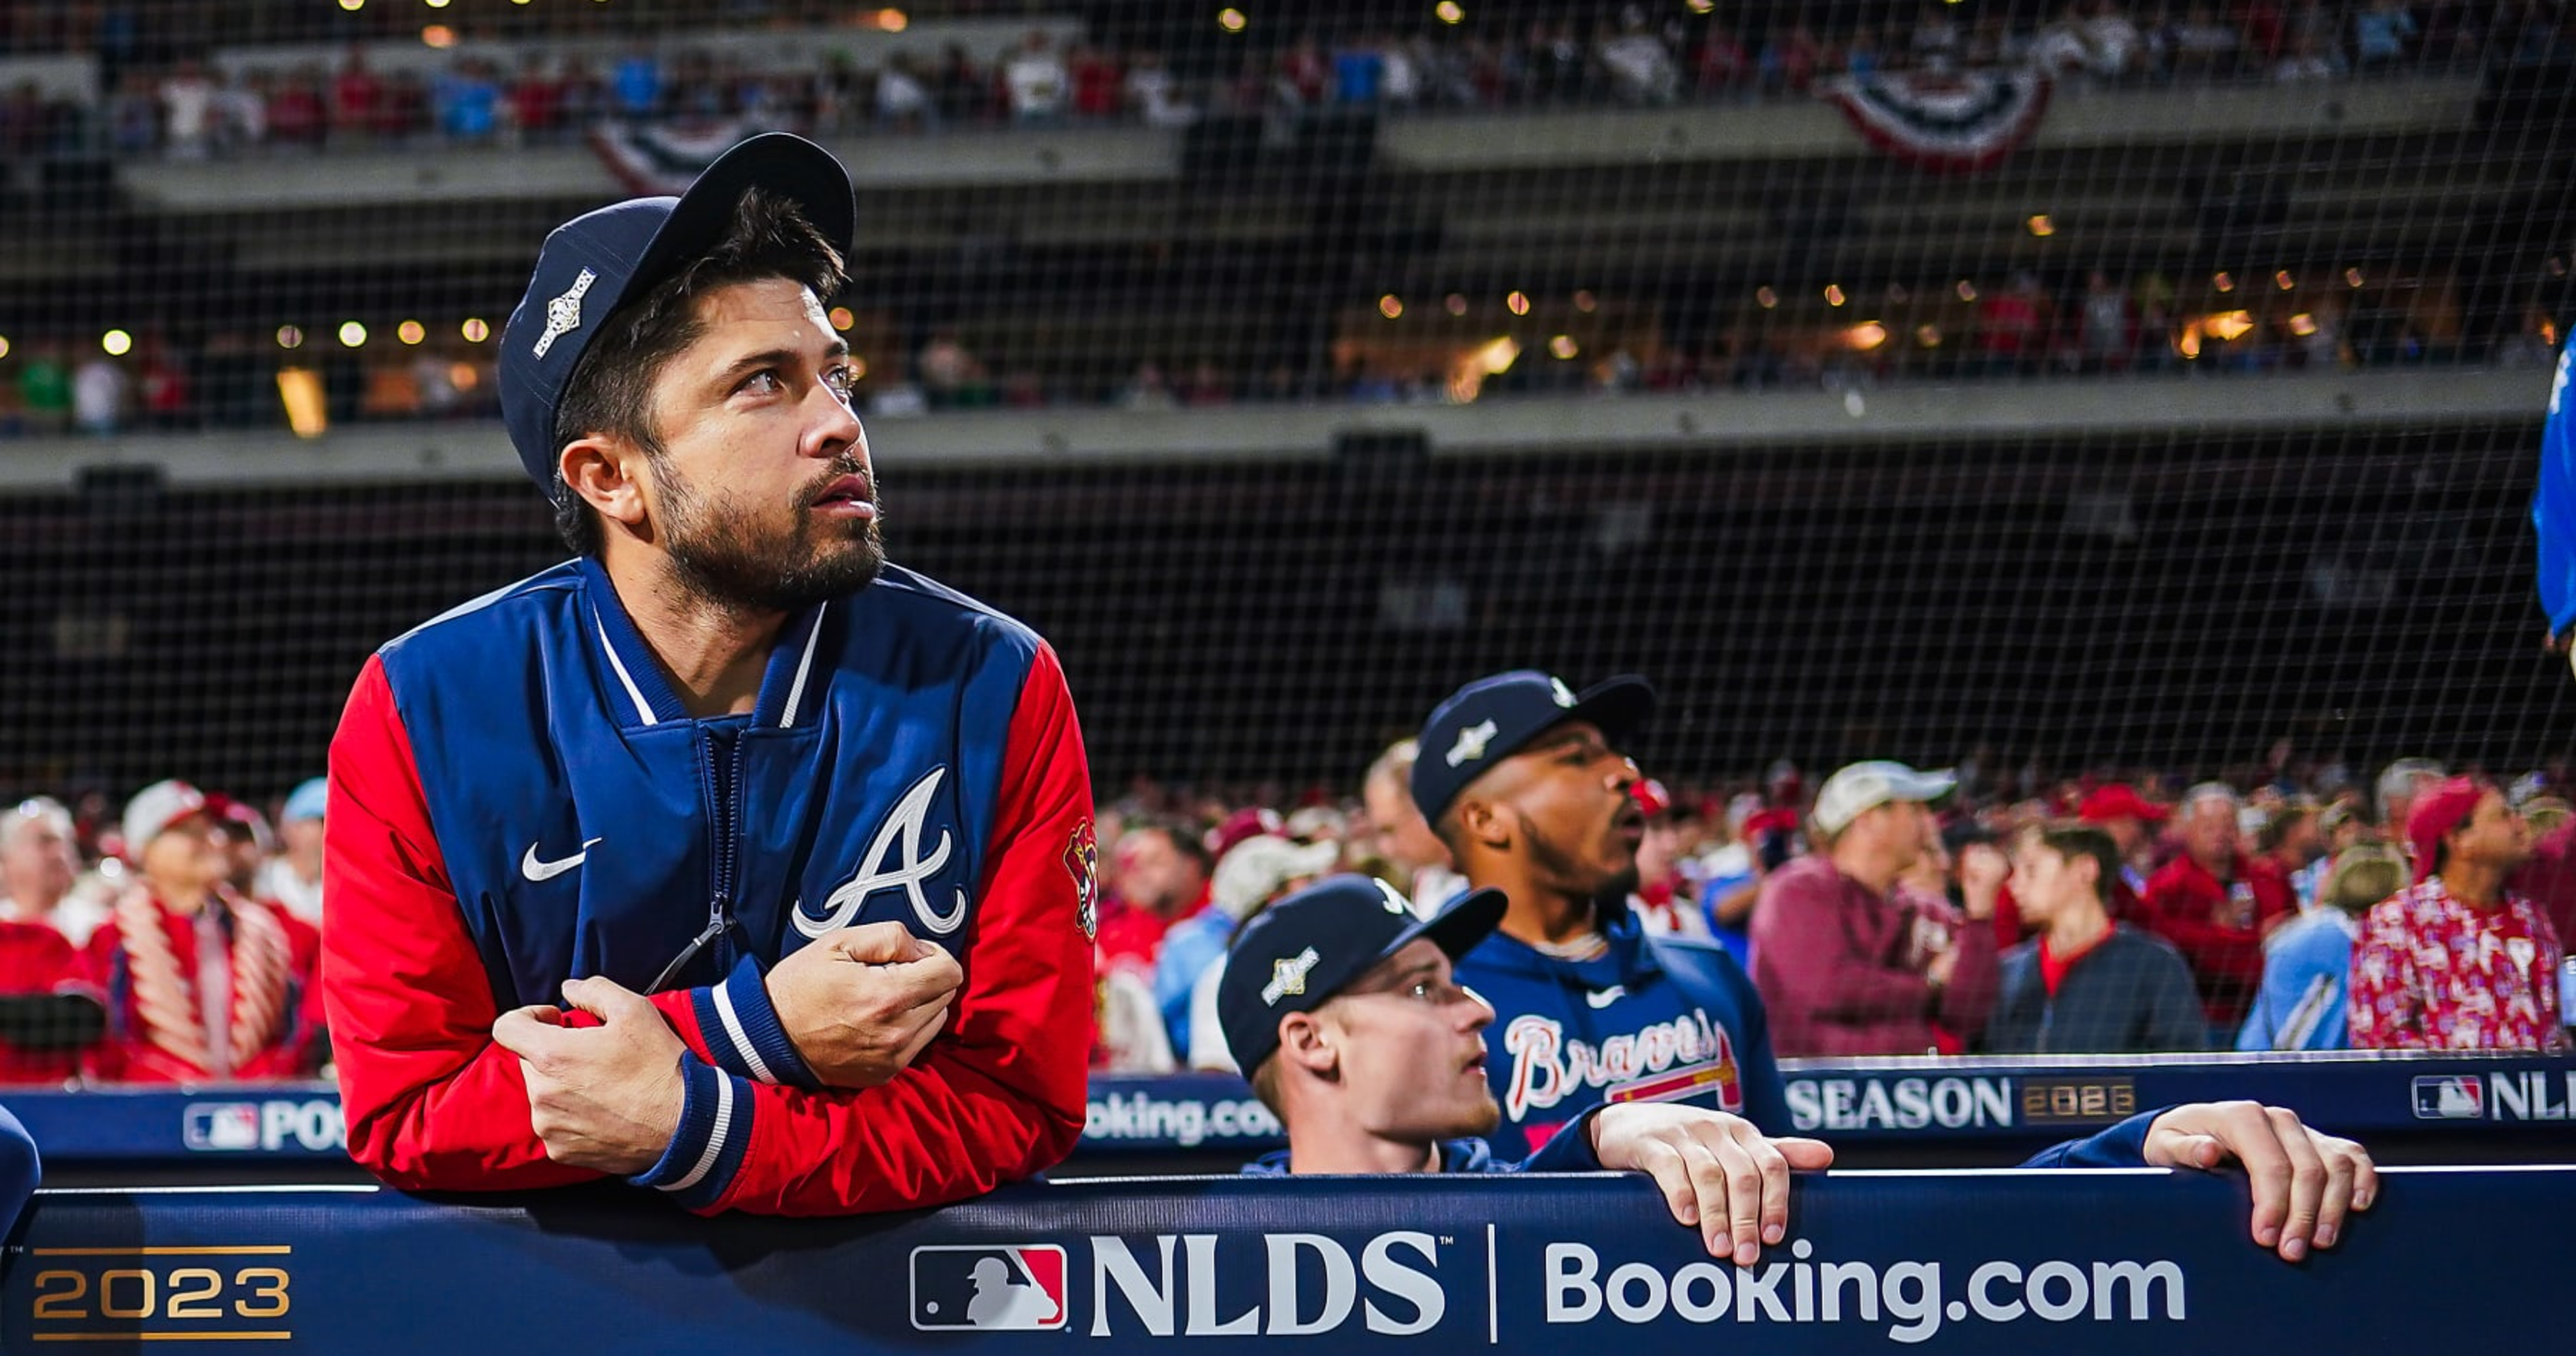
[1585,986,1626,1009]
[521,837,602,883]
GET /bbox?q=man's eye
[824,366,856,397]
[739,370,782,395]
[1410,981,1438,1001]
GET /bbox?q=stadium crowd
[2,740,2565,1088]
[0,0,2549,163]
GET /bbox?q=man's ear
[1279,1011,1337,1083]
[560,435,649,534]
[1453,793,1513,854]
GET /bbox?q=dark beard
[660,462,885,613]
[1525,815,1641,901]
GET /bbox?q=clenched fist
[766,921,963,1089]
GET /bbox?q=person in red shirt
[1992,782,2167,951]
[1090,820,1211,979]
[1986,823,2208,1053]
[2350,778,2566,1051]
[1749,761,2000,1056]
[0,917,104,1085]
[2139,783,2294,1037]
[85,780,323,1083]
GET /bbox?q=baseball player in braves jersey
[323,134,1097,1215]
[1412,671,2375,1263]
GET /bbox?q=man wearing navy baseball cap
[1221,874,1836,1260]
[321,134,1098,1216]
[1407,670,2380,1265]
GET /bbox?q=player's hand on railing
[2143,1100,2377,1262]
[493,976,687,1174]
[766,921,963,1089]
[1588,1102,1836,1267]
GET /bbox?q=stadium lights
[2026,214,2053,237]
[1572,290,1596,313]
[2288,313,2318,337]
[1846,321,1889,351]
[0,336,11,360]
[340,322,369,348]
[397,320,426,345]
[2275,270,2295,291]
[1218,8,1247,33]
[1914,324,1941,348]
[849,357,870,380]
[1548,335,1578,359]
[1755,286,1777,309]
[450,362,481,392]
[338,0,363,10]
[2213,271,2235,292]
[461,318,490,342]
[512,0,531,5]
[874,7,908,31]
[1445,294,1468,316]
[1436,1,1464,23]
[422,24,456,47]
[2346,267,2366,287]
[277,325,304,350]
[1505,290,1531,316]
[1823,284,1845,306]
[1379,294,1404,319]
[425,0,449,8]
[101,330,132,357]
[2551,256,2569,279]
[1688,0,1715,11]
[828,306,855,331]
[1467,336,1520,373]
[1956,279,1977,301]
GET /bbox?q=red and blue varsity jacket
[322,556,1097,1215]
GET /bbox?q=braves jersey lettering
[801,766,969,937]
[1501,1008,1742,1121]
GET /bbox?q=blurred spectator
[1750,761,1999,1056]
[916,330,991,408]
[71,352,124,437]
[0,798,105,948]
[2376,757,2445,839]
[136,338,190,431]
[208,796,275,902]
[2238,844,2406,1050]
[255,778,326,926]
[611,45,664,121]
[2351,778,2567,1050]
[1977,272,2051,376]
[1157,832,1339,1066]
[84,781,323,1082]
[2249,797,2325,905]
[1003,31,1069,122]
[1599,14,1681,104]
[1987,822,2207,1052]
[1092,821,1211,978]
[0,909,99,1085]
[2139,783,2295,1035]
[1125,50,1197,128]
[877,53,937,129]
[159,58,215,158]
[16,342,69,435]
[1360,738,1463,915]
[2075,782,2165,920]
[2353,0,2419,68]
[1116,360,1177,411]
[1068,42,1122,118]
[432,59,503,144]
[2274,33,2337,79]
[1331,33,1384,105]
[1692,793,1765,965]
[2078,270,2135,373]
[328,49,384,144]
[1626,779,1706,939]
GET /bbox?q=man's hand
[491,976,687,1175]
[2143,1100,2377,1261]
[1589,1103,1836,1264]
[1958,842,2008,921]
[766,921,963,1089]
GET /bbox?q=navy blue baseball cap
[1216,874,1506,1075]
[499,132,858,502]
[1409,671,1656,822]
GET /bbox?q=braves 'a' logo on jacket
[801,766,969,937]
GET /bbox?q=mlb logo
[182,1102,261,1151]
[911,1244,1068,1331]
[2413,1075,2484,1119]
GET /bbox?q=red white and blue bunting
[1819,69,2051,174]
[586,120,764,197]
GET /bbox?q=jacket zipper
[645,725,746,993]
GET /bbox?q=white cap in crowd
[1810,761,1956,838]
[120,780,207,862]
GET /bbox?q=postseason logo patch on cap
[532,267,597,359]
[1262,946,1321,1005]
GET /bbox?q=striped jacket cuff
[690,954,820,1090]
[628,1054,753,1212]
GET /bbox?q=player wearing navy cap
[323,134,1096,1215]
[1408,669,2381,1263]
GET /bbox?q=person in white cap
[255,778,328,926]
[83,780,321,1083]
[1155,831,1342,1069]
[1749,761,2003,1056]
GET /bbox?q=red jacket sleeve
[323,655,603,1193]
[627,641,1097,1216]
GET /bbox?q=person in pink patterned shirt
[2349,777,2567,1052]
